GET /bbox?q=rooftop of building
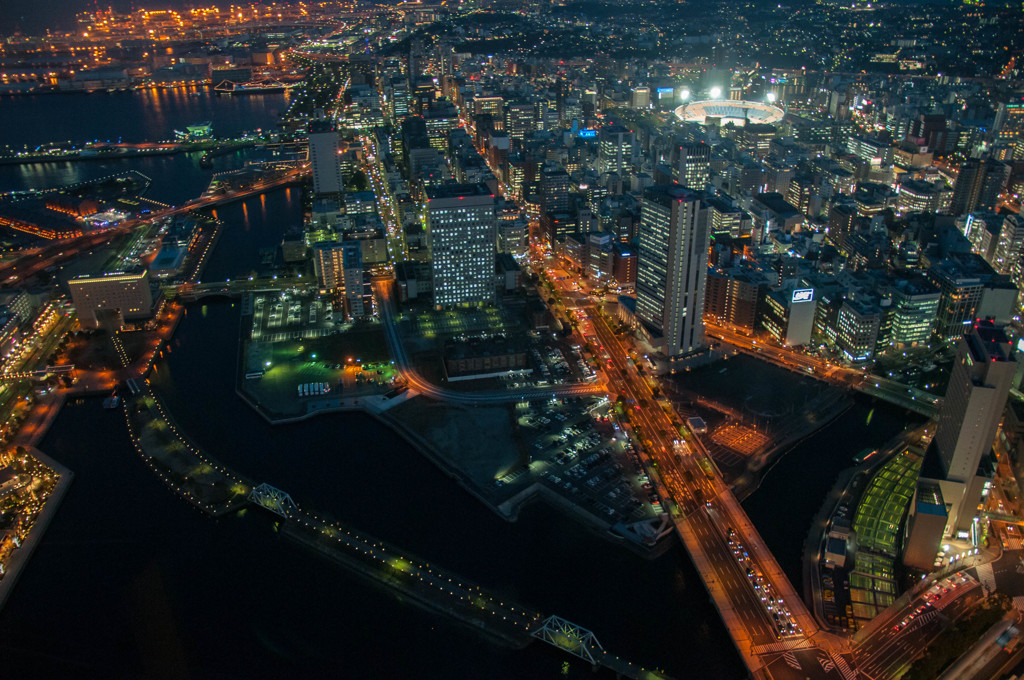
[496,252,520,271]
[928,251,995,284]
[915,480,947,516]
[443,334,529,359]
[426,183,493,200]
[752,192,800,217]
[966,319,1014,363]
[900,178,945,195]
[643,183,701,204]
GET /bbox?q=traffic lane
[858,581,982,657]
[856,584,983,676]
[687,509,785,644]
[592,316,808,640]
[597,313,826,632]
[687,513,773,636]
[974,636,1024,680]
[589,313,784,644]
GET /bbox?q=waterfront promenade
[0,445,72,611]
[0,393,74,611]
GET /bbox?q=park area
[240,305,398,418]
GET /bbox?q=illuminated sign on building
[792,288,814,303]
[578,129,597,138]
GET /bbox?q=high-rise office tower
[308,121,344,197]
[631,86,651,109]
[314,241,370,318]
[636,184,711,358]
[598,125,634,174]
[341,243,370,318]
[994,97,1024,141]
[540,168,570,213]
[314,241,345,290]
[951,159,1011,215]
[993,214,1024,276]
[504,102,536,142]
[928,257,986,345]
[672,142,711,189]
[426,183,497,308]
[933,321,1016,533]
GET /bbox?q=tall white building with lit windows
[635,184,710,357]
[426,183,497,308]
[308,120,344,197]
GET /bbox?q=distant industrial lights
[709,86,723,99]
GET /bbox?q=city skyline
[1,0,1024,678]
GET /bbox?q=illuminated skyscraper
[636,184,710,358]
[598,125,634,174]
[427,183,497,308]
[671,142,711,190]
[308,121,344,197]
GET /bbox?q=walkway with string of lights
[250,483,670,680]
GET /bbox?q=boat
[214,78,297,95]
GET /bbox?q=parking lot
[251,290,342,343]
[496,396,662,528]
[492,339,596,390]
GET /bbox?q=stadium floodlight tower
[709,86,723,99]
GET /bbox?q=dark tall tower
[933,321,1016,534]
[951,159,1011,215]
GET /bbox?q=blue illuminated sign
[578,129,597,138]
[791,288,814,303]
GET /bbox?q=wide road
[373,281,602,405]
[705,323,941,417]
[585,307,852,677]
[854,575,983,680]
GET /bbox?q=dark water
[743,399,924,585]
[0,302,748,679]
[0,149,277,206]
[0,88,288,149]
[0,88,290,206]
[201,187,304,283]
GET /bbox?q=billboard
[791,288,814,303]
[578,128,597,138]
